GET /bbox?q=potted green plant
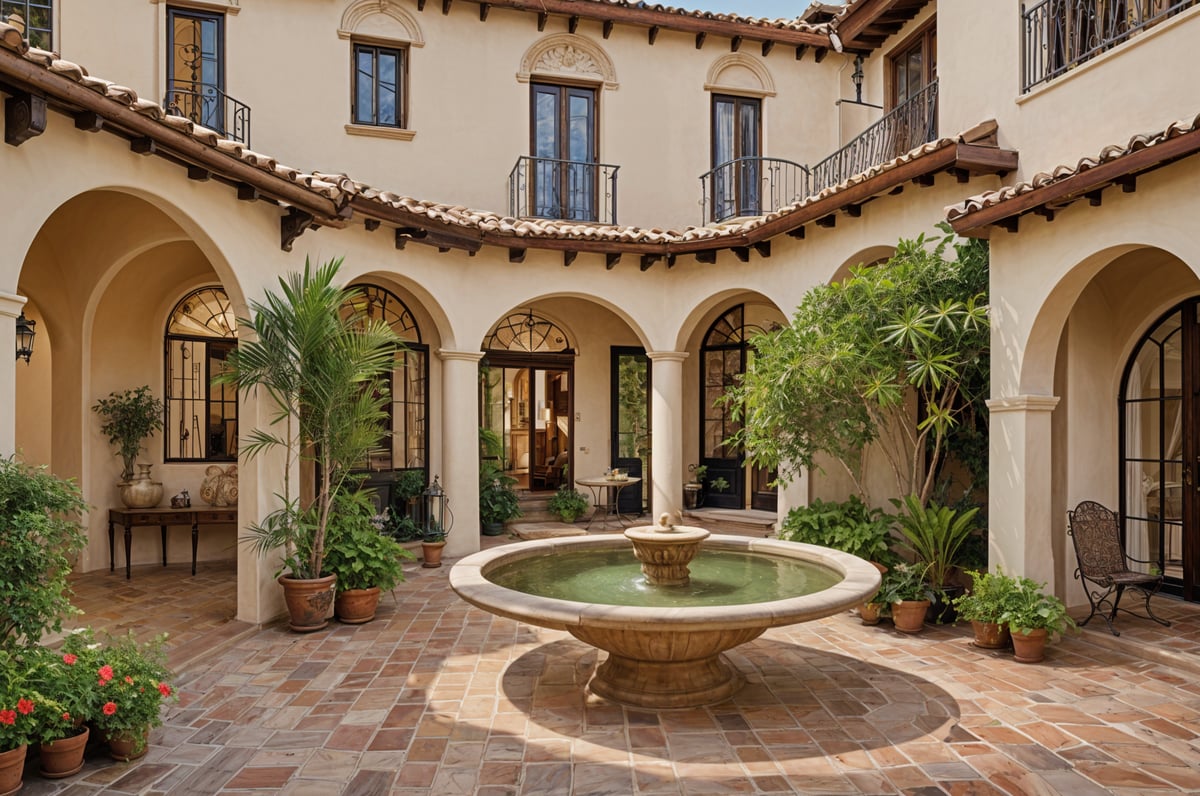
[480,464,521,535]
[31,631,102,778]
[892,495,979,621]
[547,485,590,523]
[998,577,1077,663]
[217,258,399,632]
[421,519,447,568]
[778,496,897,569]
[683,464,707,509]
[0,648,50,792]
[90,632,176,761]
[0,458,87,651]
[93,386,165,508]
[324,489,415,624]
[878,562,933,634]
[952,569,1020,649]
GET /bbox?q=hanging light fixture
[851,55,865,103]
[15,312,35,363]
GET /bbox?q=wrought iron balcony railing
[163,80,251,148]
[1022,0,1197,92]
[700,157,810,224]
[809,78,939,196]
[509,155,620,224]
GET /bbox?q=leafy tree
[728,231,989,506]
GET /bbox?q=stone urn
[119,463,163,508]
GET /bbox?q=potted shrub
[92,386,165,508]
[892,495,979,622]
[878,562,933,634]
[683,464,707,509]
[0,648,50,793]
[324,489,415,624]
[547,485,590,523]
[952,569,1020,649]
[998,577,1077,663]
[32,633,102,778]
[0,457,87,650]
[217,258,399,632]
[91,632,176,761]
[778,496,897,569]
[480,465,521,535]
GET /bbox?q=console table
[107,506,237,580]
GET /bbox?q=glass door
[611,347,650,516]
[712,94,761,219]
[532,82,597,220]
[480,364,571,491]
[167,7,225,133]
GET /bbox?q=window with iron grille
[353,42,407,128]
[164,287,238,463]
[1,1,52,50]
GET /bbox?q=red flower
[102,702,117,716]
[157,683,171,697]
[98,664,113,683]
[62,712,71,722]
[16,698,33,715]
[62,653,77,665]
[0,711,14,725]
[124,676,134,685]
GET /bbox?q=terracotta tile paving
[13,524,1200,793]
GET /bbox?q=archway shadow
[500,636,964,760]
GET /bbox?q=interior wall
[13,301,52,467]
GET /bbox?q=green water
[487,549,842,608]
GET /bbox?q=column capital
[646,350,688,363]
[986,395,1060,413]
[437,349,484,364]
[0,291,28,320]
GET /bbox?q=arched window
[483,310,571,353]
[165,287,237,461]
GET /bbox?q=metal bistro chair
[1067,500,1172,636]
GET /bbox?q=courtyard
[22,519,1200,796]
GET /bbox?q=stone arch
[338,0,425,45]
[830,244,895,284]
[517,34,619,90]
[704,53,776,97]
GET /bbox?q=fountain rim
[449,534,882,633]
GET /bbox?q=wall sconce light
[851,54,864,103]
[15,311,35,363]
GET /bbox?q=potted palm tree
[217,258,399,632]
[892,495,979,622]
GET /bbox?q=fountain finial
[657,512,673,530]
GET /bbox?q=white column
[987,394,1060,588]
[647,351,687,523]
[439,349,483,559]
[0,291,28,458]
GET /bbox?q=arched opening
[164,286,238,463]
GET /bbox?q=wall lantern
[15,312,35,363]
[423,475,450,543]
[851,55,864,103]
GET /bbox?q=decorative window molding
[517,33,618,91]
[149,0,240,15]
[338,0,424,46]
[344,123,415,141]
[704,53,775,97]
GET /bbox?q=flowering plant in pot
[90,632,176,760]
[30,635,101,778]
[0,647,53,791]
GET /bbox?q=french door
[1120,299,1199,600]
[481,355,573,492]
[166,7,225,133]
[711,94,761,220]
[531,82,597,221]
[611,348,650,516]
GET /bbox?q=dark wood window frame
[886,18,936,111]
[164,286,238,464]
[352,40,409,129]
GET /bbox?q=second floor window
[2,1,51,49]
[165,287,237,463]
[711,94,762,220]
[889,21,936,110]
[531,82,597,221]
[353,43,406,128]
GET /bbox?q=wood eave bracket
[281,208,317,252]
[4,90,46,146]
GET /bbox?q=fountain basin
[450,534,881,709]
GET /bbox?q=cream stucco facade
[3,0,1198,624]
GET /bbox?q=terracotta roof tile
[556,0,830,33]
[946,112,1200,222]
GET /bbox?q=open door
[611,347,649,517]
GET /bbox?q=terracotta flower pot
[107,727,149,761]
[335,586,382,624]
[1011,627,1048,663]
[39,724,90,778]
[421,541,446,568]
[278,573,337,633]
[891,599,931,634]
[858,601,883,625]
[970,620,1011,650]
[0,744,26,795]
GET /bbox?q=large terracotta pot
[1011,627,1048,663]
[38,725,89,778]
[107,727,149,761]
[335,586,381,624]
[421,541,446,569]
[119,463,164,509]
[891,599,931,634]
[0,744,26,795]
[970,620,1011,650]
[278,574,337,632]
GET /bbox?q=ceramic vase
[119,463,163,509]
[278,574,337,632]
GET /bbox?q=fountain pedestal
[624,514,710,586]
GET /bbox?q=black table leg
[108,520,115,572]
[191,521,199,576]
[124,522,133,580]
[160,524,168,567]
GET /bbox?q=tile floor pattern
[18,529,1200,795]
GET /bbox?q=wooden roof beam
[603,19,614,38]
[834,0,896,45]
[479,2,489,21]
[606,252,622,270]
[648,25,659,44]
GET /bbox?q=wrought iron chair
[1067,500,1171,636]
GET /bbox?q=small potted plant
[998,577,1077,663]
[952,569,1020,649]
[547,485,590,523]
[32,632,102,778]
[421,520,447,568]
[683,464,707,509]
[878,562,933,634]
[324,490,415,624]
[90,632,177,761]
[93,386,165,508]
[892,495,979,622]
[480,466,521,536]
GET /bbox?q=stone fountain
[450,516,880,709]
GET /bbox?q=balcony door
[531,82,596,221]
[166,7,225,133]
[711,95,761,220]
